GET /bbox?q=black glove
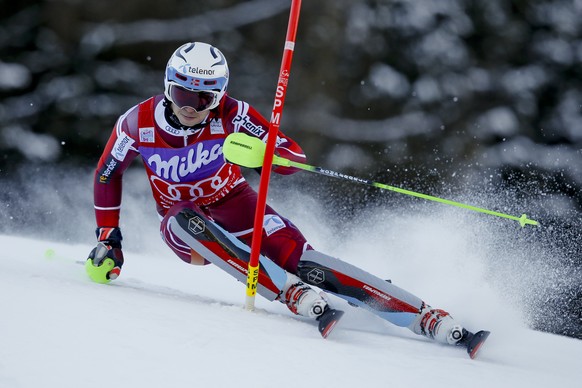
[85,227,124,283]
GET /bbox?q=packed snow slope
[1,226,581,387]
[1,168,581,387]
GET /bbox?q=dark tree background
[1,0,581,338]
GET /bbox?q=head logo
[188,216,206,234]
[181,65,215,76]
[307,268,325,284]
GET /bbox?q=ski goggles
[169,85,218,112]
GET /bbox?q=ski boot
[280,274,344,338]
[411,305,490,359]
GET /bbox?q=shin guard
[169,207,287,301]
[297,250,423,327]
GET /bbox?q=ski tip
[467,330,490,359]
[317,308,344,339]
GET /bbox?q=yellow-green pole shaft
[274,156,538,227]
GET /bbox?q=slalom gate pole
[245,0,302,311]
[223,133,539,228]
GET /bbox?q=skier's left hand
[85,227,124,284]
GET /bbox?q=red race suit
[94,94,311,271]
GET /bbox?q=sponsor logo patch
[139,127,155,143]
[363,285,392,301]
[233,114,265,137]
[210,119,224,135]
[162,125,182,136]
[307,268,325,284]
[227,259,248,275]
[143,141,223,183]
[188,216,206,234]
[263,214,285,236]
[111,132,135,161]
[98,158,118,183]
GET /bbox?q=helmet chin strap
[163,98,207,134]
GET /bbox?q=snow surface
[1,220,581,387]
[1,168,581,388]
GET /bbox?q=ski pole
[223,132,539,228]
[245,0,303,311]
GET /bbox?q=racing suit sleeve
[223,99,306,175]
[268,129,306,176]
[94,113,139,228]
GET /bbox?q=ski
[317,307,344,339]
[459,330,490,359]
[171,208,345,340]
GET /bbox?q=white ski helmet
[164,42,229,111]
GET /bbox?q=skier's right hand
[85,227,124,284]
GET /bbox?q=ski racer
[87,42,488,356]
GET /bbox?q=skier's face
[171,103,209,127]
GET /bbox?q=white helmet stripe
[234,101,250,133]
